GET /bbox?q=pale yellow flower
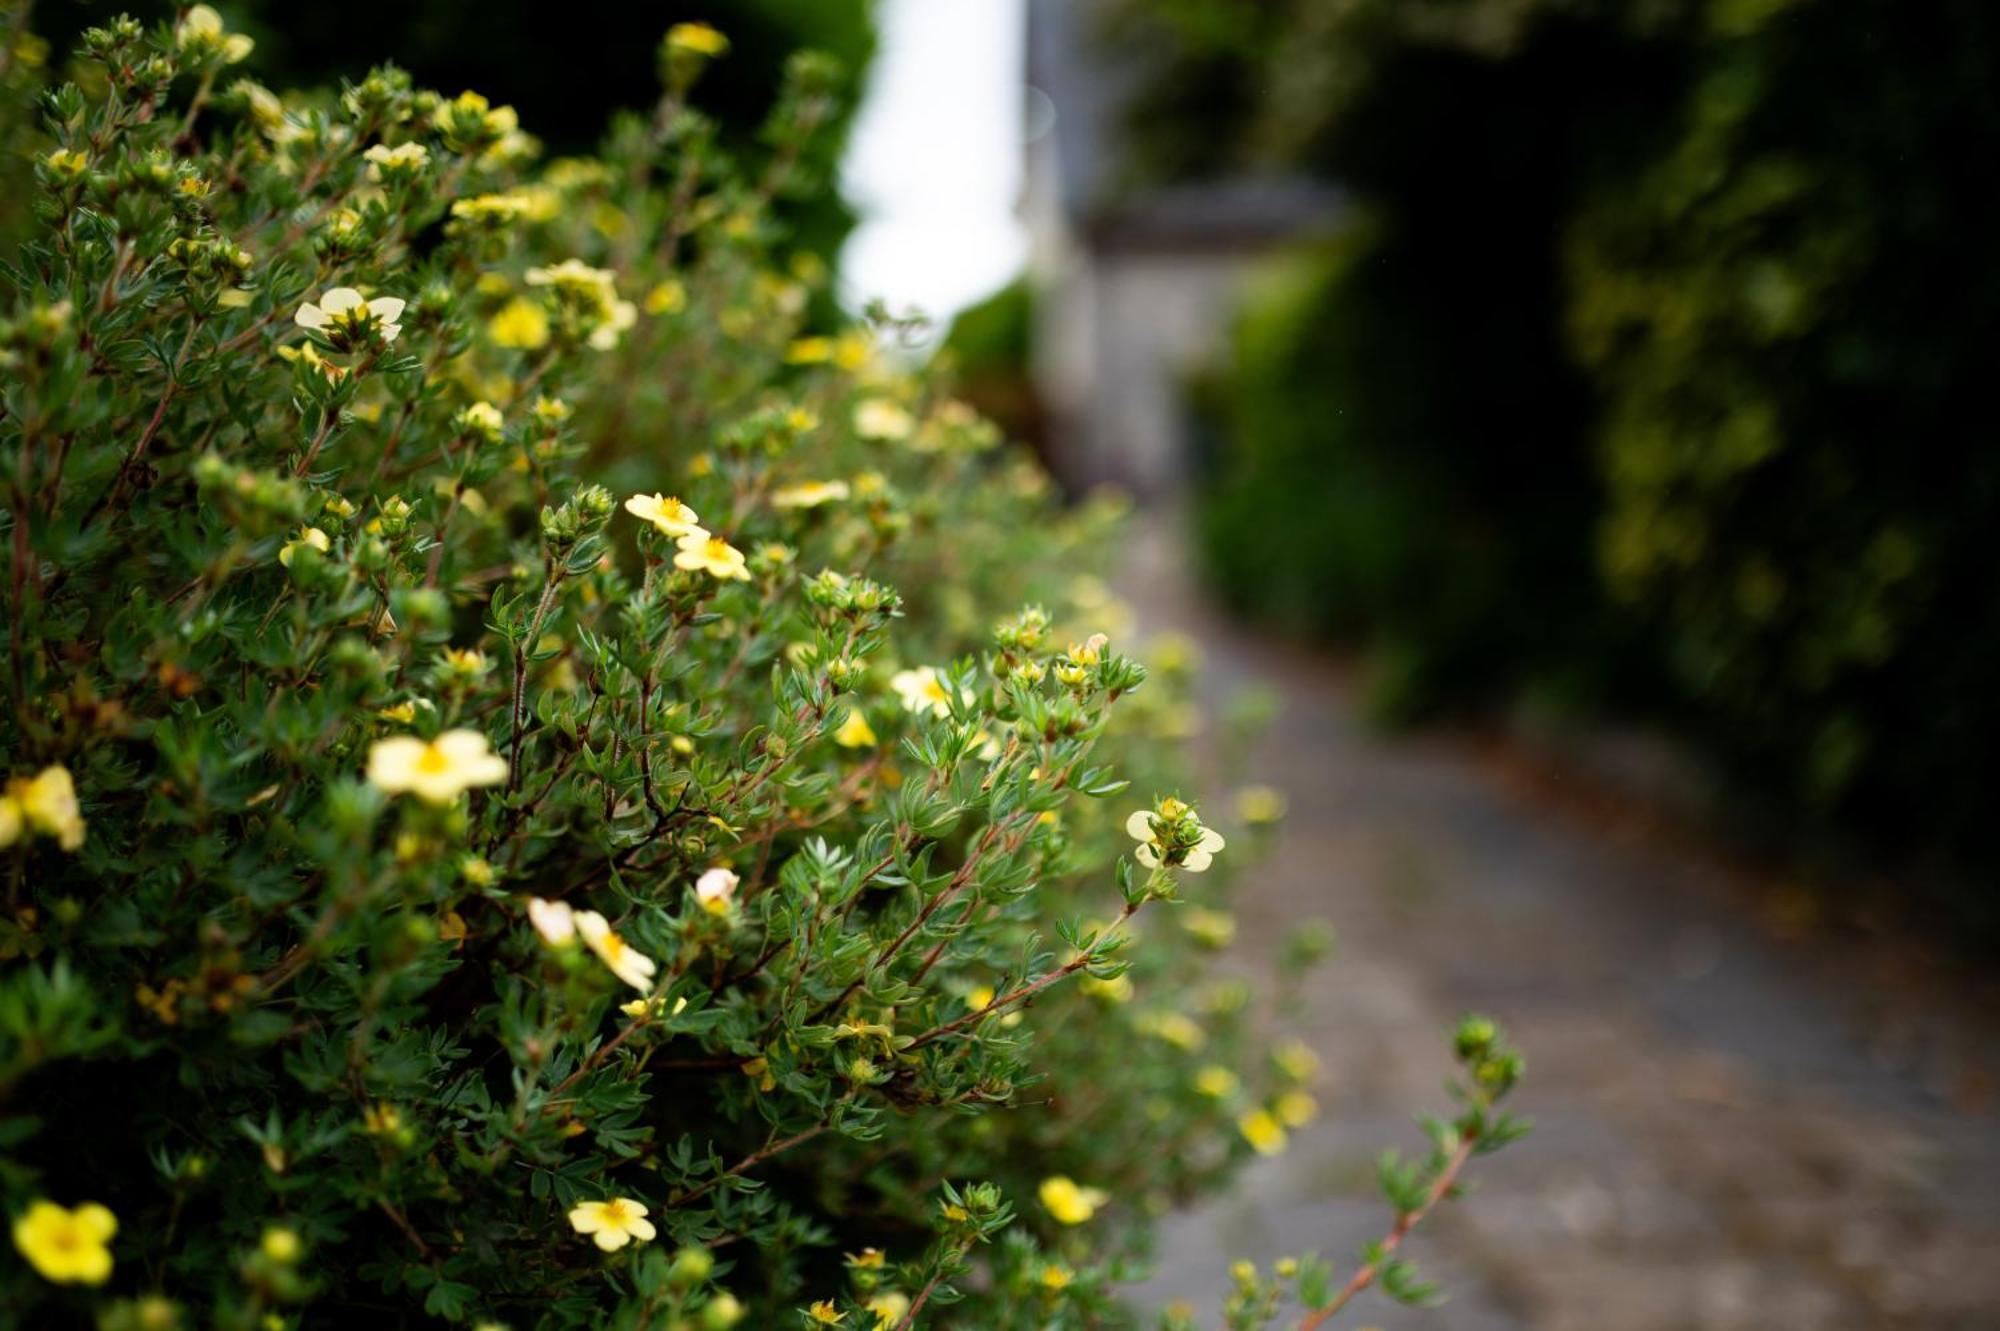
[771,480,850,510]
[673,532,750,581]
[362,141,430,181]
[867,1292,910,1328]
[623,493,701,538]
[807,1301,845,1325]
[366,730,508,804]
[1126,807,1225,873]
[526,896,576,946]
[455,401,505,442]
[1276,1090,1319,1128]
[11,1200,116,1285]
[278,526,329,567]
[853,399,914,441]
[566,1197,655,1252]
[574,910,658,991]
[1194,1066,1240,1099]
[889,666,959,718]
[176,5,253,62]
[1038,1176,1108,1226]
[295,286,404,345]
[1237,785,1288,825]
[441,648,491,678]
[694,867,739,915]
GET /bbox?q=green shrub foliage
[0,13,1340,1327]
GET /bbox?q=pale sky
[839,0,1028,334]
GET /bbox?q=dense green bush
[0,11,1522,1328]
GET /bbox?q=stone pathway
[1115,514,2000,1330]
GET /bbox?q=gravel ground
[1114,513,2000,1331]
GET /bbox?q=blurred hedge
[1126,0,2000,924]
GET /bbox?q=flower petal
[319,287,365,314]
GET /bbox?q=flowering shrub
[0,11,1521,1329]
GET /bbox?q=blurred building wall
[1022,0,1341,498]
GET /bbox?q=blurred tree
[17,0,875,262]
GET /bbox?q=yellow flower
[12,1200,116,1285]
[694,867,739,915]
[1238,1109,1288,1156]
[41,147,89,180]
[532,394,572,425]
[643,280,686,316]
[176,5,253,62]
[1276,1090,1319,1127]
[1193,1066,1240,1099]
[454,401,505,442]
[771,479,850,510]
[487,296,550,350]
[620,994,688,1020]
[623,493,702,538]
[832,708,878,748]
[260,1227,301,1263]
[574,910,658,991]
[363,141,430,181]
[295,286,404,346]
[807,1300,845,1325]
[0,766,85,851]
[786,336,833,364]
[448,192,531,228]
[1236,784,1287,824]
[1038,1176,1108,1226]
[853,399,914,441]
[1274,1039,1321,1083]
[442,647,491,678]
[1038,1262,1074,1291]
[846,1247,886,1270]
[277,526,329,568]
[365,730,509,805]
[666,22,731,57]
[566,1197,655,1252]
[889,666,958,718]
[673,532,751,581]
[867,1292,909,1327]
[1143,1012,1205,1051]
[1181,908,1236,949]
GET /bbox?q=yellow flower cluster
[0,765,84,851]
[623,493,751,582]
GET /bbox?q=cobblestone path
[1117,515,2000,1331]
